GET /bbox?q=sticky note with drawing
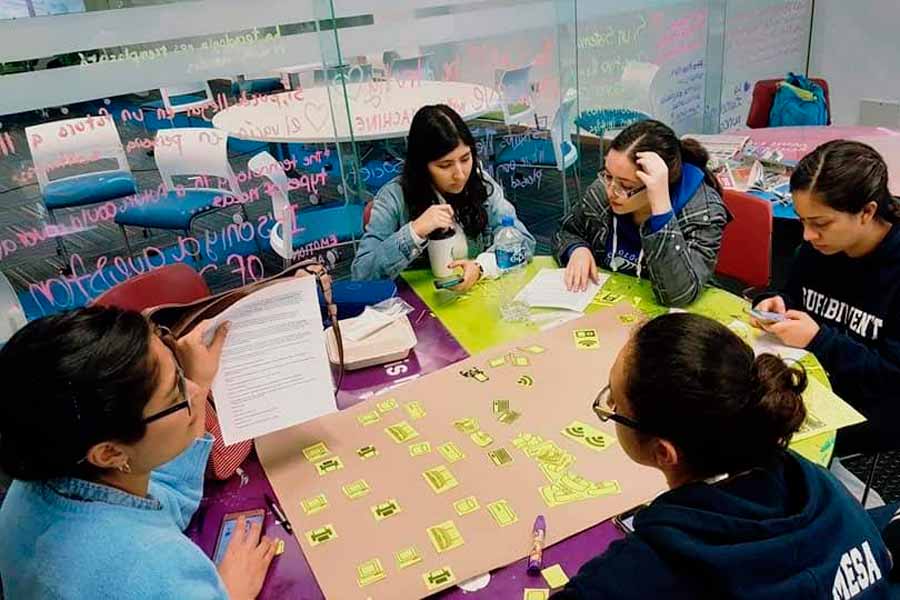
[314,456,344,475]
[427,520,465,553]
[300,493,328,515]
[404,400,426,420]
[395,546,422,569]
[486,499,518,527]
[356,558,386,587]
[342,479,370,500]
[453,496,480,516]
[357,410,381,426]
[408,441,432,456]
[305,524,337,547]
[371,498,402,521]
[385,420,420,443]
[301,441,330,462]
[470,430,494,447]
[438,441,466,463]
[376,398,399,413]
[423,465,459,494]
[422,566,456,591]
[356,445,378,460]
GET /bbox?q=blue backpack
[769,73,829,127]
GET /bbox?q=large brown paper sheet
[256,305,667,599]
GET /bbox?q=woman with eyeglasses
[751,140,900,458]
[0,306,276,599]
[552,119,728,307]
[554,313,892,600]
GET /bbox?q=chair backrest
[154,128,239,194]
[746,77,832,129]
[390,54,434,81]
[92,263,211,312]
[249,151,293,261]
[495,64,535,124]
[160,81,215,115]
[550,91,578,169]
[25,114,131,192]
[363,199,374,228]
[715,189,773,289]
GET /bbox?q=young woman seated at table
[552,119,729,307]
[0,307,276,600]
[351,103,534,292]
[751,140,900,456]
[554,313,892,600]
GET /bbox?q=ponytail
[680,137,724,196]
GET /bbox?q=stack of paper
[515,268,609,313]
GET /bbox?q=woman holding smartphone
[552,120,729,307]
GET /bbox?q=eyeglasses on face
[591,384,654,435]
[142,326,191,425]
[600,169,646,199]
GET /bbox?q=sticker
[376,398,398,413]
[274,538,286,556]
[438,442,466,463]
[408,441,432,456]
[385,421,420,443]
[404,400,426,420]
[426,520,465,553]
[524,589,550,600]
[507,352,530,367]
[356,558,386,587]
[491,399,510,414]
[357,445,379,460]
[371,498,402,521]
[301,442,330,462]
[470,430,494,447]
[497,410,521,424]
[540,476,621,507]
[460,366,489,382]
[520,345,546,354]
[517,375,535,387]
[598,292,624,304]
[300,493,329,515]
[488,356,507,368]
[486,499,518,527]
[488,447,513,466]
[422,566,456,591]
[305,524,337,546]
[453,496,480,516]
[618,314,639,325]
[453,417,480,433]
[342,479,371,500]
[395,546,422,569]
[541,564,569,588]
[358,410,381,426]
[573,328,599,350]
[561,420,617,452]
[314,456,344,476]
[423,465,459,494]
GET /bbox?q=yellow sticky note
[453,496,480,516]
[423,465,459,494]
[404,400,426,420]
[356,558,386,587]
[342,479,371,500]
[508,353,530,366]
[486,499,518,527]
[274,538,286,556]
[305,524,337,547]
[488,356,507,368]
[301,441,330,462]
[521,345,546,354]
[492,399,510,414]
[438,442,466,463]
[541,564,569,589]
[395,546,422,569]
[524,589,550,600]
[371,498,402,521]
[422,566,456,591]
[470,430,494,447]
[497,410,521,424]
[357,445,379,460]
[300,493,328,515]
[408,441,432,456]
[453,417,480,433]
[426,520,465,553]
[488,447,513,466]
[314,456,344,475]
[385,420,420,443]
[358,410,381,426]
[376,398,398,413]
[573,328,599,350]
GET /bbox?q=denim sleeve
[351,184,426,281]
[149,434,213,531]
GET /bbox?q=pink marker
[527,515,546,574]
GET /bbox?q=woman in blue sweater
[0,307,275,599]
[554,313,892,600]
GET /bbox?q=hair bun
[750,354,808,443]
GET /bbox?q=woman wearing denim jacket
[351,104,534,292]
[552,120,729,307]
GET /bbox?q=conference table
[211,80,500,144]
[188,256,838,599]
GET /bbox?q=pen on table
[527,515,546,574]
[264,493,293,534]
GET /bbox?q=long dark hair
[0,306,157,480]
[609,119,723,196]
[791,139,900,223]
[624,313,807,477]
[402,104,490,237]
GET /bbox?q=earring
[117,460,132,474]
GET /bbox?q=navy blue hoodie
[782,225,900,455]
[554,452,893,600]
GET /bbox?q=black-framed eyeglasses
[142,326,191,425]
[600,169,646,199]
[591,384,654,435]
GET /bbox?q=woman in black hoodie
[554,313,892,600]
[752,140,900,455]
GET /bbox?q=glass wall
[0,0,812,335]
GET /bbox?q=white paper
[728,320,809,362]
[208,277,336,445]
[515,268,609,313]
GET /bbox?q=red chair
[715,190,773,290]
[745,78,831,129]
[92,263,211,312]
[363,200,374,228]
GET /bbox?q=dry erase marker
[527,515,546,574]
[264,493,293,534]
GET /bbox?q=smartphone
[434,275,464,290]
[613,504,646,535]
[744,307,786,324]
[213,508,266,565]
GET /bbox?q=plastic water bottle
[494,216,530,322]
